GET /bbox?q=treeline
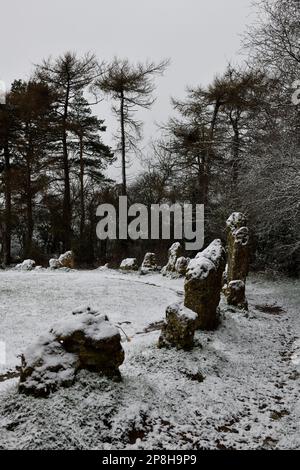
[1,0,300,274]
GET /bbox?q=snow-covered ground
[0,269,299,449]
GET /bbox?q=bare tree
[96,58,169,195]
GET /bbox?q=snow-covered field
[0,268,299,449]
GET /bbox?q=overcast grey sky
[0,0,255,182]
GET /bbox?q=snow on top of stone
[51,311,120,342]
[15,259,36,271]
[195,239,224,266]
[186,256,216,280]
[120,258,137,268]
[168,242,181,255]
[23,332,77,370]
[187,239,224,279]
[58,251,73,263]
[228,280,245,289]
[167,302,197,321]
[226,212,247,231]
[72,305,99,315]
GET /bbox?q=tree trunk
[24,158,34,259]
[3,141,12,265]
[232,125,240,184]
[62,82,72,250]
[79,133,85,243]
[229,112,241,185]
[120,90,127,195]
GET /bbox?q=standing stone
[52,309,124,377]
[175,256,190,276]
[19,334,78,398]
[226,213,249,283]
[19,308,125,397]
[161,242,183,276]
[225,280,248,310]
[141,253,157,274]
[49,258,62,269]
[59,251,75,269]
[184,239,226,330]
[158,302,197,350]
[15,259,36,271]
[120,258,139,271]
[225,213,250,309]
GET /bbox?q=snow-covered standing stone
[19,332,78,398]
[175,256,190,276]
[184,239,226,330]
[141,252,157,274]
[226,212,249,283]
[58,251,74,269]
[15,259,36,271]
[49,258,62,270]
[158,302,197,350]
[19,309,125,397]
[161,242,183,276]
[120,258,138,271]
[225,212,250,309]
[225,280,248,310]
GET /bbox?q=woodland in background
[0,0,299,275]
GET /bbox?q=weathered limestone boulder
[51,309,124,376]
[120,258,139,271]
[19,333,78,398]
[161,242,183,276]
[58,251,75,269]
[158,302,197,350]
[226,212,249,283]
[175,256,190,276]
[225,280,248,310]
[225,212,250,309]
[19,307,125,397]
[15,259,36,271]
[49,258,62,270]
[141,253,157,274]
[184,239,226,330]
